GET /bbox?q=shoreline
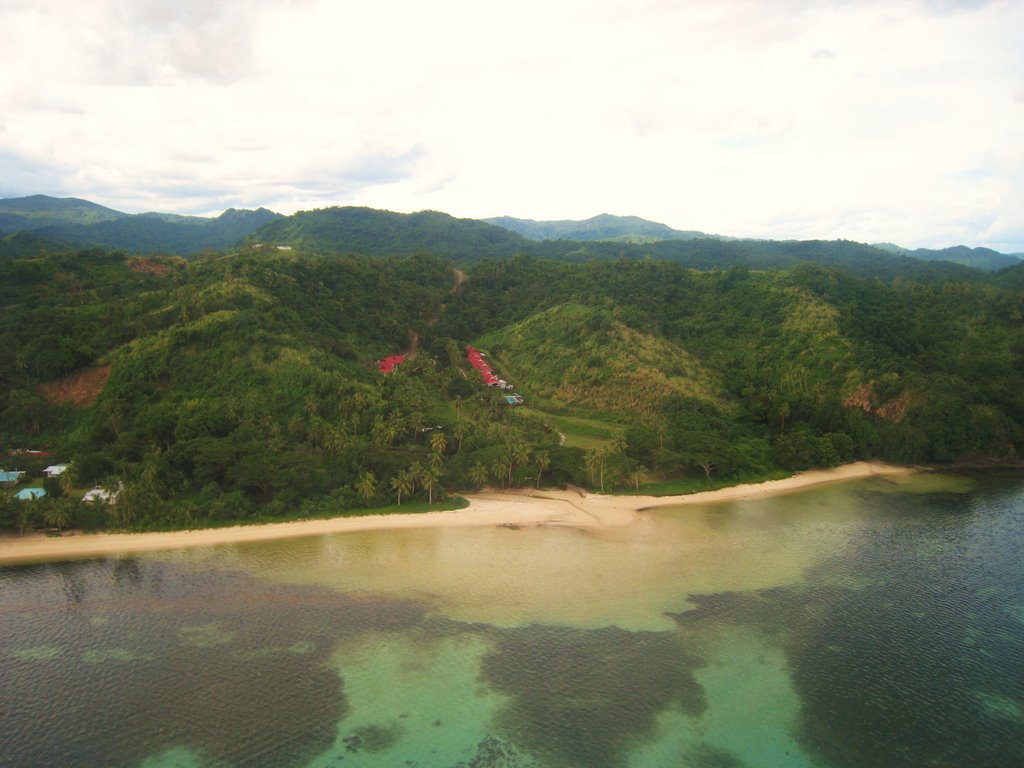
[0,461,918,565]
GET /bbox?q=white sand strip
[0,461,916,565]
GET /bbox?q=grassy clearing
[518,405,624,449]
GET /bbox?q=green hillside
[484,213,711,243]
[1,196,1002,284]
[0,195,281,256]
[250,206,528,260]
[0,230,68,259]
[874,242,1022,272]
[477,302,725,418]
[0,194,125,228]
[440,256,1024,469]
[993,261,1024,291]
[2,229,1022,534]
[37,207,282,255]
[252,206,986,284]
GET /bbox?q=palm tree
[594,444,614,493]
[355,471,377,505]
[584,449,600,486]
[390,471,412,505]
[59,464,77,496]
[469,462,489,489]
[533,451,551,488]
[626,464,647,491]
[429,430,447,456]
[506,438,531,487]
[409,462,426,495]
[323,427,346,456]
[490,458,508,489]
[453,421,470,453]
[44,497,75,533]
[429,431,447,469]
[421,466,442,505]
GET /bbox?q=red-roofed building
[378,354,407,373]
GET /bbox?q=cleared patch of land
[517,406,624,449]
[36,365,111,409]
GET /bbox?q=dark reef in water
[0,558,425,768]
[474,623,706,768]
[671,482,1024,768]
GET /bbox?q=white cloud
[0,0,1021,249]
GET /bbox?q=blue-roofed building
[14,487,46,501]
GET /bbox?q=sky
[1,0,1022,251]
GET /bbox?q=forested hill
[251,206,985,284]
[2,245,1022,533]
[0,195,281,256]
[995,261,1024,291]
[249,206,530,260]
[483,213,712,243]
[873,242,1022,272]
[3,196,1016,285]
[0,194,124,229]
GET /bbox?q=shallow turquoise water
[2,471,1023,767]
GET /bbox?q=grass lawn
[518,406,625,449]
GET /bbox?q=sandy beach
[0,461,916,565]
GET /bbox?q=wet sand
[0,461,916,565]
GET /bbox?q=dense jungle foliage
[1,240,1022,533]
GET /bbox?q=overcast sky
[1,0,1022,250]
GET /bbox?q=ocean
[2,470,1022,767]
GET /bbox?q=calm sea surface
[2,471,1023,768]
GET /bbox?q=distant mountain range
[2,195,1020,278]
[871,242,1023,272]
[249,206,528,262]
[243,207,1006,285]
[483,213,718,243]
[0,194,281,256]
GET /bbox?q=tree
[409,462,426,495]
[625,464,647,490]
[430,431,447,469]
[469,462,489,489]
[584,449,600,486]
[453,421,470,453]
[421,466,442,505]
[429,430,447,456]
[355,470,377,505]
[506,438,531,487]
[0,491,17,533]
[59,465,78,495]
[533,450,550,488]
[44,496,77,533]
[390,470,412,505]
[323,427,346,456]
[490,458,509,488]
[774,400,791,435]
[588,444,615,493]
